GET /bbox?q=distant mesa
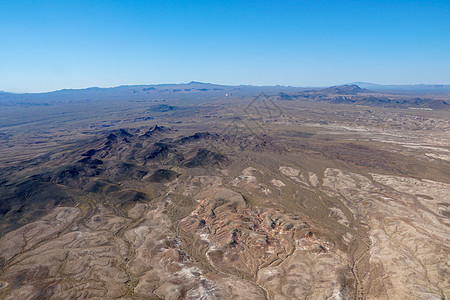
[322,84,368,95]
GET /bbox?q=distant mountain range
[0,82,306,106]
[0,82,449,109]
[351,82,450,92]
[277,84,449,109]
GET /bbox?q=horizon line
[2,81,450,94]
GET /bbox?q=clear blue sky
[1,0,449,92]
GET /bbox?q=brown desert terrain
[0,84,449,299]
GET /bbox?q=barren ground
[0,92,449,299]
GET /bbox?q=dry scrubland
[0,88,449,299]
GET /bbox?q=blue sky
[1,0,449,92]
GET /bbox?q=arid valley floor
[0,84,449,299]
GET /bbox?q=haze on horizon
[1,0,450,93]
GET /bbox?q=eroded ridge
[0,173,354,299]
[322,168,450,299]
